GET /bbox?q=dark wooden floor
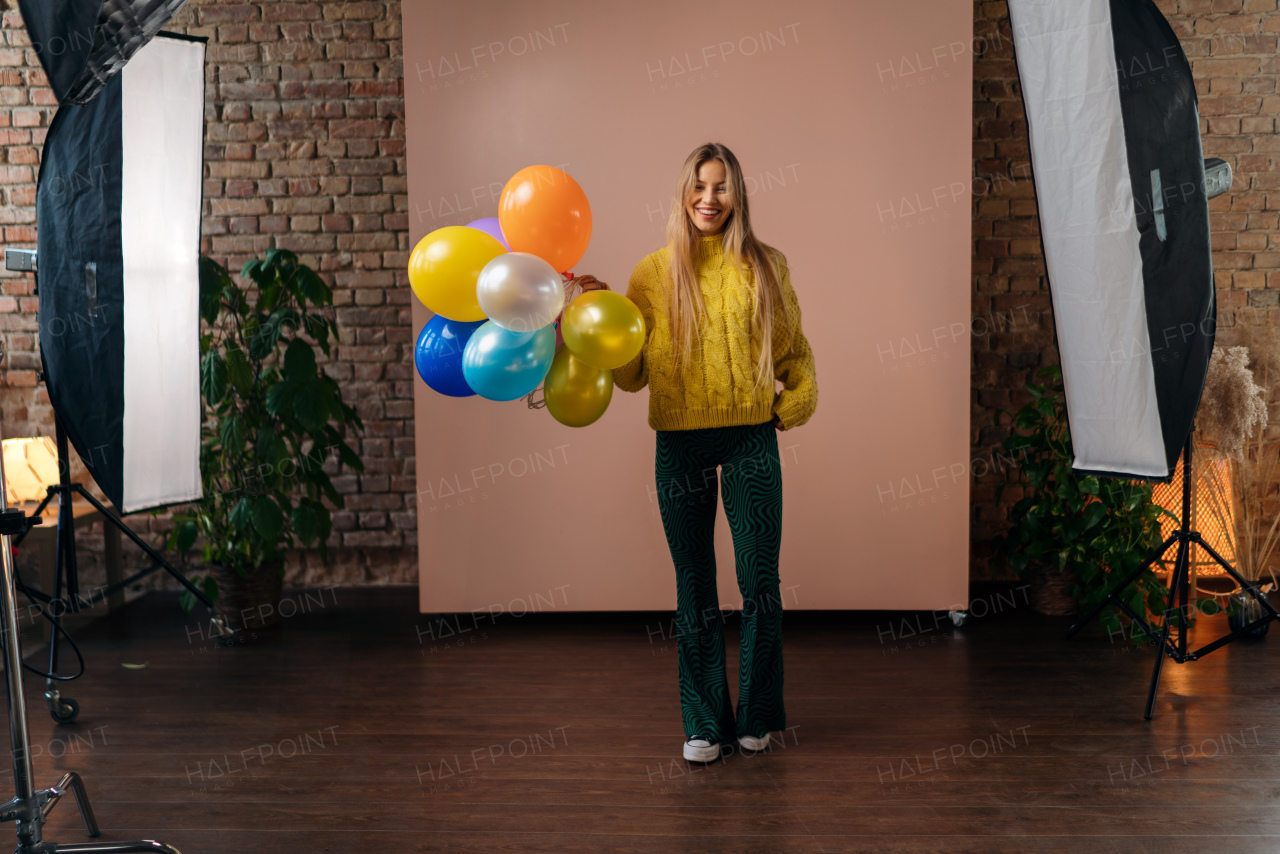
[4,584,1279,853]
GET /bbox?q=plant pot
[1227,591,1270,639]
[212,562,284,633]
[1029,563,1078,616]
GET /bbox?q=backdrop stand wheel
[45,691,78,724]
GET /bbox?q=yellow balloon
[561,291,645,370]
[408,226,506,321]
[544,348,613,428]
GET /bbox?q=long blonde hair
[664,142,793,392]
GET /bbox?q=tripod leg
[1144,625,1168,722]
[1066,531,1177,639]
[1146,538,1188,720]
[1195,534,1280,617]
[46,484,70,711]
[69,486,217,611]
[49,841,182,853]
[44,771,100,837]
[63,507,82,617]
[1179,539,1191,659]
[48,482,68,683]
[42,426,81,724]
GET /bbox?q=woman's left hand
[566,274,609,293]
[771,413,784,430]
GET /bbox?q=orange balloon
[499,165,592,273]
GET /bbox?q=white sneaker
[738,732,771,752]
[683,736,721,762]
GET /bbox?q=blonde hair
[664,142,793,392]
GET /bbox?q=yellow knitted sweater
[614,233,818,432]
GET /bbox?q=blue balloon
[415,315,486,397]
[462,321,556,401]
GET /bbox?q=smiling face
[685,158,731,236]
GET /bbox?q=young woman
[576,142,817,762]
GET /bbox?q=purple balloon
[466,217,510,251]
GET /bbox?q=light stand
[3,249,233,725]
[0,411,184,852]
[1066,428,1280,719]
[14,417,232,724]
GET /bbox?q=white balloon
[476,252,566,332]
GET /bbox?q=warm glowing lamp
[1153,451,1235,582]
[1,437,60,506]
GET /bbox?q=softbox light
[18,0,188,106]
[36,33,206,513]
[1008,0,1215,481]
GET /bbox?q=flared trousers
[654,420,786,743]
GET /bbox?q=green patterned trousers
[655,420,786,743]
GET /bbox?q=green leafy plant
[168,250,364,609]
[993,365,1179,643]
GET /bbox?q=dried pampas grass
[1195,321,1280,583]
[1197,346,1267,460]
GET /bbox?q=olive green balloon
[544,348,613,427]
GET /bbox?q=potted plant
[167,249,364,632]
[994,365,1175,641]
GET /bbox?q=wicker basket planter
[1029,562,1078,616]
[212,562,284,633]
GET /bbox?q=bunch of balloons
[409,165,645,428]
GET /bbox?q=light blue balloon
[462,321,556,401]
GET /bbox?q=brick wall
[0,0,414,586]
[0,1,1275,587]
[971,0,1280,578]
[176,1,415,584]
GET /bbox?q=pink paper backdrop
[403,0,973,612]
